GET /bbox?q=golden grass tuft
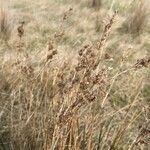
[0,0,149,150]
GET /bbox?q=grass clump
[121,1,149,35]
[0,0,150,150]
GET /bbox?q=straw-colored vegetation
[0,0,150,149]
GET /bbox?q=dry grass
[91,0,102,9]
[0,0,150,150]
[121,0,149,35]
[0,7,12,42]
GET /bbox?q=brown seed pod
[17,21,25,38]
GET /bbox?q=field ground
[0,0,150,149]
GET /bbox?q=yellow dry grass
[0,0,150,149]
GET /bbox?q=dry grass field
[0,0,150,149]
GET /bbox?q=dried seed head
[63,7,73,21]
[52,50,57,55]
[78,49,84,56]
[20,65,34,77]
[63,13,67,20]
[69,7,73,11]
[84,44,90,49]
[47,41,54,51]
[86,48,92,55]
[97,10,117,50]
[89,53,96,60]
[104,53,111,59]
[17,21,25,38]
[134,58,150,68]
[46,54,53,60]
[45,39,58,62]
